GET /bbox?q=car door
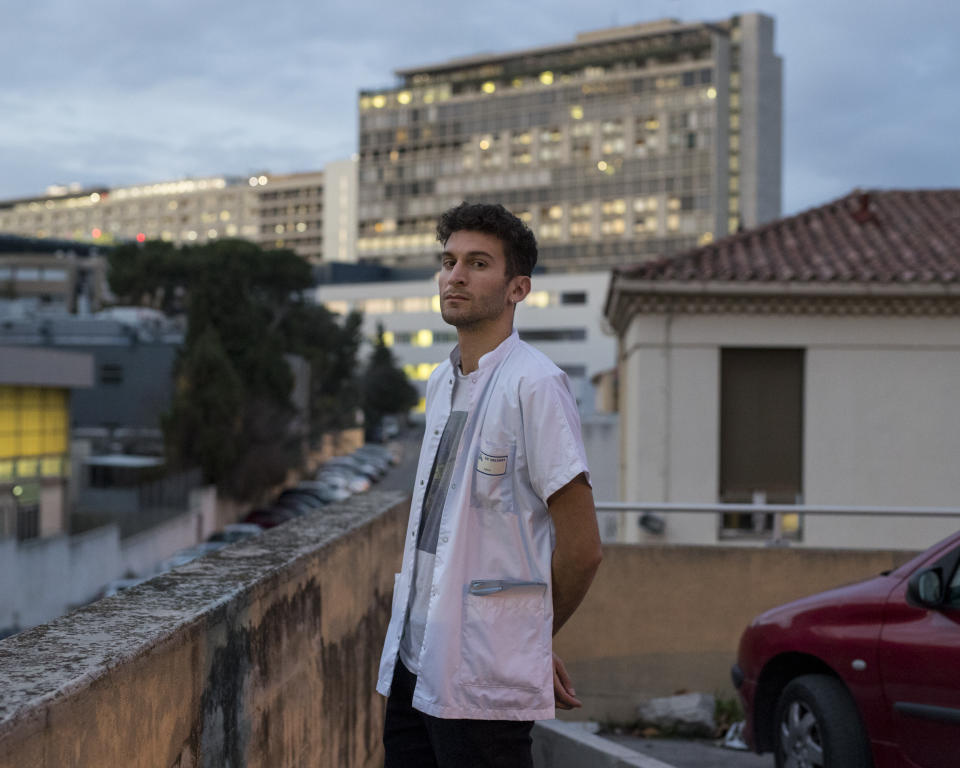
[878,542,960,768]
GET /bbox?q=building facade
[0,347,93,542]
[604,189,960,550]
[0,163,359,265]
[317,268,615,413]
[0,176,261,248]
[357,13,781,271]
[0,235,109,316]
[254,170,325,263]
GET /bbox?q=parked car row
[241,443,400,530]
[97,444,401,599]
[98,523,265,598]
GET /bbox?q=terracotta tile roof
[619,189,960,285]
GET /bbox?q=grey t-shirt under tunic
[399,366,471,674]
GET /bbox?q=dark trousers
[383,660,534,768]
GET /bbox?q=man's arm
[548,472,602,634]
[547,472,602,708]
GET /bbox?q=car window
[947,559,960,606]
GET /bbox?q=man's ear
[509,275,531,304]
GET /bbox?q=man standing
[377,202,602,767]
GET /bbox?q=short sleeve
[520,372,591,503]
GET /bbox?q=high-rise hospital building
[356,13,781,271]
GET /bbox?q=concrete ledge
[0,491,408,768]
[532,721,677,768]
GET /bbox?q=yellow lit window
[539,71,554,85]
[414,397,427,414]
[667,214,680,231]
[706,87,717,99]
[397,91,412,105]
[698,231,714,246]
[481,81,496,94]
[728,216,740,233]
[372,94,386,109]
[548,205,563,220]
[729,196,740,213]
[363,298,395,314]
[399,297,432,313]
[668,197,681,211]
[570,105,584,120]
[526,291,551,308]
[411,329,434,347]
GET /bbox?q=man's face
[438,230,521,329]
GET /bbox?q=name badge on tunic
[476,450,507,476]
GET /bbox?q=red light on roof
[91,228,102,238]
[136,233,146,243]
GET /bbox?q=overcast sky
[1,0,957,214]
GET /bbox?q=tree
[109,237,355,500]
[361,324,419,439]
[281,303,364,442]
[162,326,243,485]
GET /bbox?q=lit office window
[363,298,395,314]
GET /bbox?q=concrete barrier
[554,542,919,721]
[533,721,676,768]
[0,491,408,768]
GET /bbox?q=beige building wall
[618,311,960,549]
[555,542,919,721]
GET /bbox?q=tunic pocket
[459,580,548,692]
[470,439,514,513]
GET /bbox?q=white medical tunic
[376,329,591,720]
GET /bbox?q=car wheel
[774,674,872,768]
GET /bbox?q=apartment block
[357,13,782,271]
[254,170,325,263]
[0,165,359,265]
[0,177,261,248]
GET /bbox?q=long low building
[316,268,615,414]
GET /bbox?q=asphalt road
[603,735,773,768]
[372,426,423,494]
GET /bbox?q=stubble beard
[440,292,509,330]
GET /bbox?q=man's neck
[456,319,513,374]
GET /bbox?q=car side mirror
[907,568,944,608]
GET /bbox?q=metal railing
[595,501,960,544]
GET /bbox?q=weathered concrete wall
[554,543,919,722]
[0,491,407,768]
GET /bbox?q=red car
[733,530,960,768]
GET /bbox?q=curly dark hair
[436,202,538,278]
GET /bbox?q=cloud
[1,0,958,211]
